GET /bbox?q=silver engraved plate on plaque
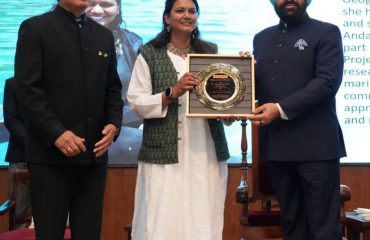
[195,63,246,111]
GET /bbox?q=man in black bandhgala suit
[14,0,123,239]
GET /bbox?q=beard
[274,1,307,23]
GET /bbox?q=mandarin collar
[55,4,87,23]
[279,12,310,30]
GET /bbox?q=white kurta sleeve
[127,54,168,119]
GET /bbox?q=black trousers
[28,162,107,240]
[267,159,342,240]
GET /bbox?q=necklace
[167,42,190,59]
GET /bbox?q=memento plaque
[186,54,255,118]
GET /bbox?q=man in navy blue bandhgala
[247,0,346,239]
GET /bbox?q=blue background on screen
[1,0,367,165]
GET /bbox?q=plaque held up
[186,54,255,118]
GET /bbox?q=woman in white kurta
[127,0,229,239]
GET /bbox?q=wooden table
[346,212,370,240]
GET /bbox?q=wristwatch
[165,87,176,101]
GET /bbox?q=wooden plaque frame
[186,54,255,118]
